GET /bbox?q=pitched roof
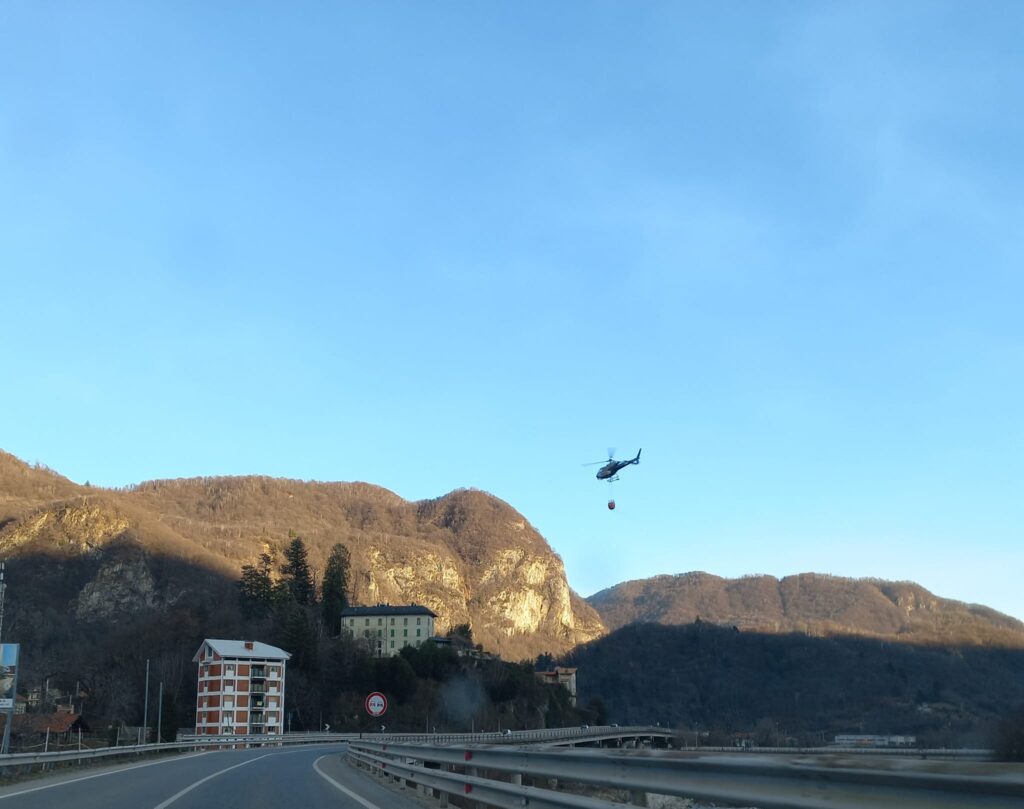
[0,713,88,735]
[192,639,291,662]
[341,604,437,618]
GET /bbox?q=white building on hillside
[342,604,437,657]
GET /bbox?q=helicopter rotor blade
[607,447,616,460]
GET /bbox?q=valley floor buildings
[193,640,290,735]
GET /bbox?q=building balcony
[250,683,267,694]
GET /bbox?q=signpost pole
[0,643,19,755]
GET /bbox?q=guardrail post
[511,772,522,785]
[630,789,647,806]
[438,764,449,807]
[468,766,480,809]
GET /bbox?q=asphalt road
[0,743,429,809]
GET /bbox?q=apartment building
[193,639,289,735]
[341,604,437,657]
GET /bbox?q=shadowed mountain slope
[587,571,1024,647]
[564,621,1024,744]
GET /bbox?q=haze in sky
[2,3,1022,619]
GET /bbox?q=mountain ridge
[4,448,1021,655]
[587,570,1024,647]
[0,450,604,659]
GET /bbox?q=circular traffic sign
[365,691,388,717]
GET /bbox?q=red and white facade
[192,639,290,735]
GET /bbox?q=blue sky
[2,3,1022,619]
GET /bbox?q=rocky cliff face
[587,571,1024,647]
[0,450,604,658]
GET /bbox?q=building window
[403,629,408,637]
[390,640,395,648]
[365,618,370,626]
[378,618,383,625]
[416,628,421,637]
[417,617,421,625]
[390,618,395,625]
[403,618,408,626]
[390,629,394,637]
[377,630,382,638]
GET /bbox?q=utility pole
[141,659,150,745]
[0,563,8,756]
[157,682,163,744]
[0,561,6,644]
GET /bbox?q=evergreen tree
[159,689,181,742]
[321,543,351,634]
[281,537,315,606]
[282,601,318,672]
[237,552,276,617]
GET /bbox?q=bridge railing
[347,740,1024,809]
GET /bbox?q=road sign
[365,691,388,717]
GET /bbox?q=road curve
[0,743,425,809]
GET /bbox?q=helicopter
[591,448,642,481]
[586,449,641,509]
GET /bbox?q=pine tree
[281,537,315,606]
[159,689,180,742]
[238,552,276,617]
[321,543,351,635]
[282,600,318,672]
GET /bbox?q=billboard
[0,644,19,710]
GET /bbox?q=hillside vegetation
[565,621,1024,747]
[588,572,1024,648]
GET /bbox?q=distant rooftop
[192,639,291,662]
[341,604,437,618]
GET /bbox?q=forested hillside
[588,572,1024,647]
[564,621,1024,747]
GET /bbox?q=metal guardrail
[348,740,1024,809]
[0,725,663,770]
[0,733,341,769]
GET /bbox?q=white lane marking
[0,752,211,801]
[313,755,384,809]
[152,752,277,809]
